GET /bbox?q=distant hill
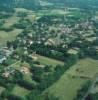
[0,0,40,11]
[43,0,98,9]
[0,0,98,11]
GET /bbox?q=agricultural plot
[35,9,70,16]
[11,85,30,97]
[15,8,37,22]
[2,16,19,28]
[67,58,98,78]
[45,74,88,100]
[0,29,23,46]
[37,55,64,67]
[46,58,98,100]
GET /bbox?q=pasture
[11,85,30,97]
[0,29,23,46]
[37,55,64,67]
[67,58,98,78]
[45,58,98,100]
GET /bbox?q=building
[0,55,6,64]
[20,67,30,74]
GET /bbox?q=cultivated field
[37,55,64,67]
[67,58,98,78]
[2,16,19,28]
[45,58,98,100]
[11,85,30,97]
[0,29,23,46]
[45,75,87,100]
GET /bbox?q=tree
[6,41,12,48]
[27,89,42,100]
[86,93,98,100]
[44,93,59,100]
[7,94,26,100]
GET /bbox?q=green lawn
[11,85,30,97]
[45,58,98,100]
[37,55,64,67]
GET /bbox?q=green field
[45,75,87,100]
[45,58,98,100]
[0,29,23,46]
[3,16,19,28]
[37,55,64,67]
[37,9,70,16]
[11,85,30,97]
[67,58,98,78]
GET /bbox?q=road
[82,75,98,100]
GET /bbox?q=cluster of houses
[1,9,98,79]
[11,14,98,60]
[2,67,15,78]
[0,47,13,64]
[0,46,33,78]
[1,66,30,78]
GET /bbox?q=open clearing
[45,75,88,100]
[37,55,64,67]
[11,85,30,97]
[45,58,98,100]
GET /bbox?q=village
[0,4,98,100]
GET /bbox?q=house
[2,47,13,57]
[45,38,56,46]
[29,52,38,61]
[2,72,10,78]
[67,48,79,55]
[32,56,38,61]
[20,67,30,74]
[85,37,97,43]
[0,55,6,64]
